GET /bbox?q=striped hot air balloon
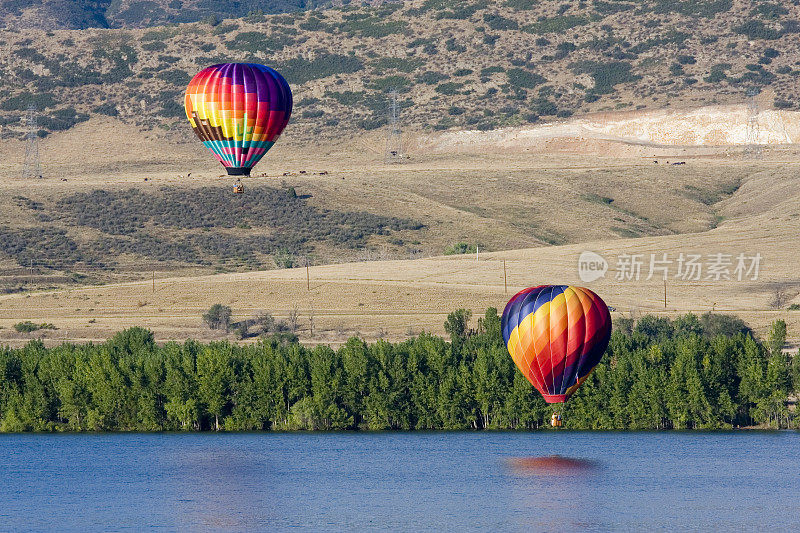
[185,63,292,176]
[501,285,612,404]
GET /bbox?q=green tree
[196,344,234,430]
[444,309,472,343]
[203,304,233,332]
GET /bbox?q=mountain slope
[1,0,799,140]
[0,0,331,30]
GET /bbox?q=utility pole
[664,279,667,309]
[503,260,507,294]
[22,105,41,179]
[306,259,310,291]
[384,89,403,164]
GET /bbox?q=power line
[743,88,762,160]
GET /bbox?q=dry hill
[2,0,800,140]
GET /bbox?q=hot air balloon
[184,63,292,184]
[501,285,611,406]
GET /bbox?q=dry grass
[2,113,800,346]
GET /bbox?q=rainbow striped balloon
[501,285,612,403]
[185,63,292,175]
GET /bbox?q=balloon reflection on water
[506,455,604,530]
[507,455,600,476]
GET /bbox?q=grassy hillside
[2,0,800,139]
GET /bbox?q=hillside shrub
[483,13,518,30]
[417,71,448,85]
[569,61,641,94]
[156,69,191,86]
[435,82,465,95]
[444,242,477,255]
[142,42,167,52]
[371,57,424,73]
[225,31,285,54]
[734,20,782,40]
[39,108,90,131]
[506,68,546,88]
[276,54,363,85]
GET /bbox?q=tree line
[0,309,797,432]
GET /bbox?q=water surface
[2,432,798,531]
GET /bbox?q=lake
[1,432,799,531]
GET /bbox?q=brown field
[1,113,800,346]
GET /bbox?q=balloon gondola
[501,285,612,425]
[184,63,292,190]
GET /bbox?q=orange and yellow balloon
[501,285,612,403]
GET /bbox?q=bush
[734,20,782,40]
[203,304,232,331]
[276,54,364,85]
[483,13,518,31]
[225,31,285,54]
[13,321,56,333]
[507,68,546,88]
[754,2,788,19]
[156,69,190,86]
[141,42,167,52]
[570,61,641,94]
[418,71,448,85]
[444,242,477,255]
[533,98,558,116]
[435,82,465,95]
[369,75,411,92]
[273,249,295,269]
[704,63,731,83]
[1,93,56,111]
[436,3,483,19]
[94,103,119,116]
[39,108,90,132]
[327,91,365,105]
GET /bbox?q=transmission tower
[22,105,42,179]
[384,89,403,164]
[743,88,762,160]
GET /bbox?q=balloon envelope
[185,63,292,175]
[501,285,611,403]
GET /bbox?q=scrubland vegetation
[0,186,422,272]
